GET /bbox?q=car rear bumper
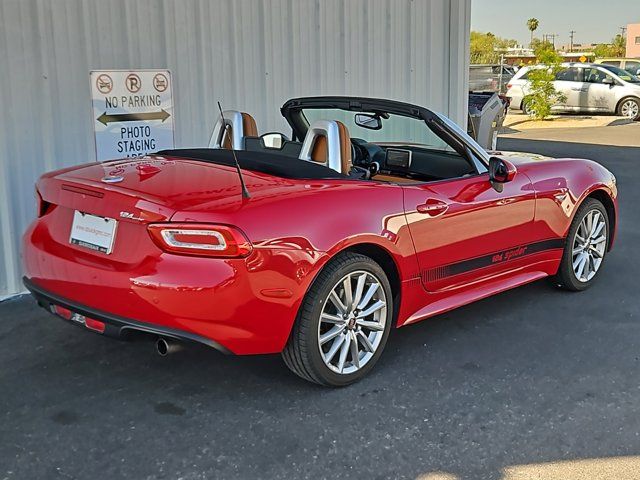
[506,93,522,110]
[22,217,327,354]
[24,276,232,354]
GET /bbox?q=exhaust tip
[156,337,182,356]
[156,338,170,356]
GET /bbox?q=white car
[506,62,640,120]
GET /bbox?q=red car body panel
[22,148,617,355]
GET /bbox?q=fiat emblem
[101,175,124,184]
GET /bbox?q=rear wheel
[617,97,640,121]
[522,97,536,116]
[282,252,393,386]
[553,198,609,291]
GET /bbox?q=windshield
[600,65,640,83]
[302,108,451,150]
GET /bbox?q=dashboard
[351,138,476,182]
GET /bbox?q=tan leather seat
[221,112,258,149]
[309,121,352,174]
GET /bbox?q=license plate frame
[69,211,118,254]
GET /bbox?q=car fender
[519,158,617,242]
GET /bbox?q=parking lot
[1,126,639,479]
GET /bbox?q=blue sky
[471,0,640,47]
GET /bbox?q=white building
[0,0,471,297]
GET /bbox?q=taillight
[506,83,513,90]
[35,187,53,217]
[35,188,43,217]
[147,223,252,258]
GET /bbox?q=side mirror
[260,132,288,149]
[354,113,382,130]
[602,77,615,86]
[489,157,517,183]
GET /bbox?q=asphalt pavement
[1,127,639,480]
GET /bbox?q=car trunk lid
[47,156,251,217]
[35,156,255,263]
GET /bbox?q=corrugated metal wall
[0,0,471,297]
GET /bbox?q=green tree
[532,40,559,62]
[593,34,627,58]
[527,18,539,46]
[525,43,566,120]
[470,31,518,64]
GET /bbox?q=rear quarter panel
[171,179,418,276]
[171,179,421,332]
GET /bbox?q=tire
[522,97,535,116]
[617,97,640,121]
[282,252,393,387]
[552,198,609,291]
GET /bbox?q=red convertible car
[23,96,618,386]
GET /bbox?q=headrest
[298,120,352,174]
[209,111,258,150]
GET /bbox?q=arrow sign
[91,70,174,160]
[97,109,170,125]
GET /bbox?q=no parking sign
[90,70,174,161]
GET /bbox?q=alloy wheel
[620,99,639,119]
[572,209,607,283]
[522,100,536,116]
[318,270,387,375]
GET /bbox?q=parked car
[469,64,516,93]
[594,58,640,76]
[23,96,618,386]
[506,62,640,120]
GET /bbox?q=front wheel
[282,252,393,386]
[617,97,640,121]
[553,198,609,291]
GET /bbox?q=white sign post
[90,70,174,161]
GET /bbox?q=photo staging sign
[90,70,174,161]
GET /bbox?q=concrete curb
[502,113,633,133]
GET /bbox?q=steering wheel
[350,138,372,166]
[350,138,383,179]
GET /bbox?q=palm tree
[527,18,540,46]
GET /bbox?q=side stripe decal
[423,238,565,283]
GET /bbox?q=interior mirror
[489,156,517,183]
[354,113,382,130]
[261,132,287,149]
[636,68,640,76]
[602,76,615,86]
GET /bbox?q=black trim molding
[23,277,232,355]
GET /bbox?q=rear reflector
[84,317,106,333]
[53,304,72,320]
[51,304,106,333]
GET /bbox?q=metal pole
[569,30,576,52]
[498,53,505,93]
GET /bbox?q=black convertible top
[156,148,346,180]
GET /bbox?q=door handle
[495,197,516,206]
[416,199,449,216]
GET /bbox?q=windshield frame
[281,96,490,173]
[301,108,447,149]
